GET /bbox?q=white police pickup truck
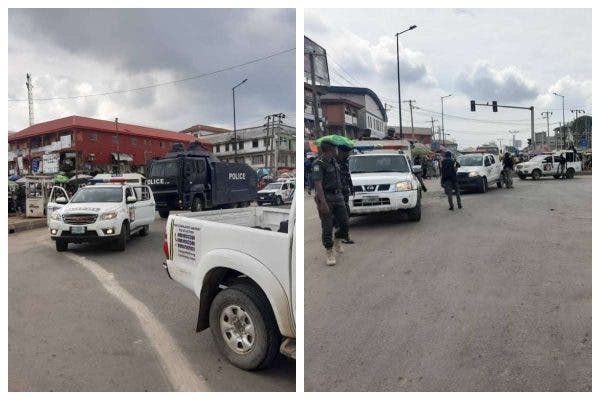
[163,197,296,370]
[349,152,422,221]
[516,150,582,180]
[256,179,295,206]
[47,181,156,252]
[456,153,505,193]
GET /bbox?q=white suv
[47,183,156,252]
[348,152,421,221]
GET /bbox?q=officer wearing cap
[312,140,350,266]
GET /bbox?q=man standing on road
[312,140,350,266]
[336,144,355,244]
[441,151,462,210]
[559,153,567,179]
[502,152,514,188]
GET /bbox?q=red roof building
[8,115,212,175]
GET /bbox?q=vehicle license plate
[363,196,379,204]
[71,226,86,234]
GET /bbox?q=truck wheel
[139,225,149,236]
[480,177,488,193]
[553,174,560,179]
[496,177,503,188]
[55,240,68,252]
[518,174,526,180]
[275,196,283,206]
[256,201,263,206]
[159,210,169,219]
[531,169,541,180]
[191,196,203,212]
[566,168,575,179]
[406,196,421,222]
[209,282,280,371]
[115,222,128,252]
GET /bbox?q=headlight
[50,212,61,221]
[468,171,480,177]
[101,211,118,220]
[395,180,413,191]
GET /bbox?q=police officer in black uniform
[312,140,350,266]
[336,144,355,244]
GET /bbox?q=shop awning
[111,153,133,162]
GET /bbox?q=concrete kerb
[8,218,47,234]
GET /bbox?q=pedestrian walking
[412,155,428,192]
[559,153,567,179]
[440,151,462,210]
[502,152,514,188]
[305,156,315,195]
[312,140,350,266]
[336,145,355,244]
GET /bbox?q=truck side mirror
[56,197,68,204]
[126,196,137,204]
[412,165,422,175]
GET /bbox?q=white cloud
[455,60,538,102]
[536,75,592,112]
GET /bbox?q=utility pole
[26,73,34,126]
[553,92,566,149]
[441,94,453,145]
[115,118,120,173]
[264,115,272,169]
[403,100,416,135]
[232,78,248,162]
[541,111,552,149]
[430,117,437,143]
[497,138,503,153]
[307,50,321,137]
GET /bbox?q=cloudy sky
[8,9,295,133]
[305,8,591,148]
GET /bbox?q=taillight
[163,230,169,259]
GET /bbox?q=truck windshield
[70,187,123,203]
[350,155,410,173]
[265,183,283,190]
[458,155,483,166]
[149,161,180,177]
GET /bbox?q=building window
[264,138,269,147]
[89,133,98,141]
[160,141,165,149]
[131,138,137,145]
[238,141,244,150]
[225,143,229,151]
[216,144,220,153]
[252,139,259,148]
[112,134,118,144]
[251,155,264,164]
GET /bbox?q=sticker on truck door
[173,222,201,263]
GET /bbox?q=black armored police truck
[147,142,257,218]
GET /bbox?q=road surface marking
[60,250,209,391]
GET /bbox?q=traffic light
[492,101,498,112]
[470,100,476,112]
[527,138,532,147]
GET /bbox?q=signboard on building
[32,159,40,173]
[304,36,330,86]
[43,153,60,174]
[17,156,23,171]
[60,135,71,149]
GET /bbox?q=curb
[8,219,48,234]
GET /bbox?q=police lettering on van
[228,172,246,180]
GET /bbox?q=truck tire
[159,210,169,219]
[256,201,263,206]
[55,240,68,252]
[553,174,560,179]
[480,177,488,193]
[566,168,575,179]
[209,282,281,371]
[496,177,503,188]
[518,173,526,180]
[115,222,128,252]
[406,195,421,222]
[275,196,283,206]
[191,196,203,212]
[531,169,541,180]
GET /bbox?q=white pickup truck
[162,198,295,370]
[47,182,156,252]
[456,153,505,193]
[348,152,422,221]
[516,151,582,180]
[256,180,295,206]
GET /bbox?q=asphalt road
[8,205,295,392]
[304,175,591,391]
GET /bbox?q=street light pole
[441,94,452,146]
[553,92,565,149]
[115,118,120,173]
[232,78,248,161]
[395,25,417,140]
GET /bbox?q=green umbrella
[54,174,69,184]
[8,180,17,188]
[411,147,432,156]
[315,134,355,149]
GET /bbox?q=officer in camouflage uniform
[336,145,355,244]
[312,140,350,266]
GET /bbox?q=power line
[9,47,295,102]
